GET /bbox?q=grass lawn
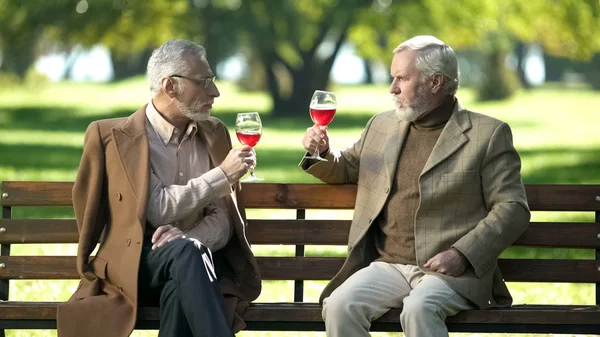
[1,78,599,337]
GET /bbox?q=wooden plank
[247,219,350,245]
[525,184,600,211]
[1,182,73,207]
[0,302,599,327]
[241,184,357,209]
[1,219,597,249]
[1,182,359,209]
[0,256,597,282]
[0,219,79,244]
[511,222,598,248]
[5,182,600,211]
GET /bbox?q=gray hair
[393,35,460,96]
[147,40,207,93]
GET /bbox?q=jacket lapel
[197,120,228,169]
[384,119,411,183]
[420,100,471,177]
[113,106,150,224]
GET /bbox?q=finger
[157,232,175,248]
[244,157,257,169]
[167,232,184,242]
[313,125,325,138]
[310,133,323,144]
[169,227,183,237]
[424,258,433,268]
[428,260,440,271]
[152,225,169,244]
[152,233,167,250]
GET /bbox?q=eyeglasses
[170,74,216,88]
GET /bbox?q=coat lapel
[113,106,150,224]
[197,120,228,169]
[384,119,411,183]
[420,100,471,177]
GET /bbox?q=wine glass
[235,112,264,182]
[305,90,337,161]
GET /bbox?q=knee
[400,295,438,322]
[322,292,365,323]
[174,239,203,260]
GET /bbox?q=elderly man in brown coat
[57,40,261,337]
[301,35,530,337]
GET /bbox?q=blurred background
[1,0,600,336]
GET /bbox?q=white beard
[393,85,437,122]
[177,100,210,122]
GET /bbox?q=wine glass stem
[314,143,320,158]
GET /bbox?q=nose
[389,78,400,95]
[209,83,220,98]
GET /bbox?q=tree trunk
[514,42,532,89]
[1,41,35,78]
[111,48,153,82]
[268,22,351,117]
[588,53,600,91]
[478,34,521,102]
[363,59,373,84]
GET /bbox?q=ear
[430,73,444,94]
[160,77,178,99]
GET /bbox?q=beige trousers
[322,262,474,337]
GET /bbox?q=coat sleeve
[299,115,376,184]
[452,122,531,278]
[72,122,110,288]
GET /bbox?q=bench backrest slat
[4,182,600,211]
[0,256,597,283]
[0,219,597,248]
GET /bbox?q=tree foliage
[1,0,599,104]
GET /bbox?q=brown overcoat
[57,106,261,337]
[302,100,530,309]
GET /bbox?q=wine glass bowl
[306,90,337,161]
[235,112,264,182]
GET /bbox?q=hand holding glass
[305,90,337,161]
[235,112,264,182]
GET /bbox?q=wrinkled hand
[151,224,185,250]
[302,125,330,155]
[424,249,469,277]
[219,145,256,183]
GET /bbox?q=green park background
[1,0,600,336]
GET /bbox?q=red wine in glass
[235,112,264,182]
[306,90,337,161]
[310,106,336,126]
[236,131,261,147]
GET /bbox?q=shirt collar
[145,101,198,146]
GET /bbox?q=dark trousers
[138,237,234,337]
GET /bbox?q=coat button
[125,239,131,246]
[117,286,123,292]
[368,218,373,224]
[384,187,390,193]
[116,192,122,201]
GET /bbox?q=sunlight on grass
[2,79,599,337]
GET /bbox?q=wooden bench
[1,181,600,335]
